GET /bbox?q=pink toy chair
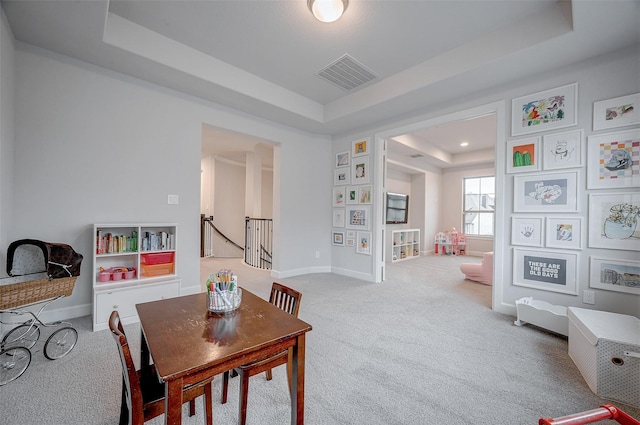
[460,251,493,285]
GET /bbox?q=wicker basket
[0,276,77,310]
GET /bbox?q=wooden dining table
[135,288,312,425]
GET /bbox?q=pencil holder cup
[208,287,242,314]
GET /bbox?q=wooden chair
[109,310,214,425]
[221,282,302,425]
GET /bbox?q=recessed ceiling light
[460,142,469,147]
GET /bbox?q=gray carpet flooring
[1,255,637,424]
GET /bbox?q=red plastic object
[539,404,640,425]
[140,252,174,265]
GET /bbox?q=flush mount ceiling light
[308,0,348,23]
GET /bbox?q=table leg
[290,333,306,425]
[165,378,183,425]
[140,329,150,370]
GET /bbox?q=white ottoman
[567,307,640,408]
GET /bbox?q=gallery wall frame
[346,186,358,204]
[332,208,345,228]
[351,138,370,157]
[513,248,578,295]
[513,170,579,213]
[356,231,372,255]
[351,155,370,184]
[511,83,578,137]
[545,217,582,250]
[334,168,350,185]
[586,128,639,189]
[589,256,640,295]
[588,192,640,251]
[336,151,350,168]
[593,93,640,131]
[506,137,540,173]
[332,231,345,246]
[332,186,346,207]
[346,205,371,230]
[542,129,583,170]
[511,217,543,247]
[358,185,372,204]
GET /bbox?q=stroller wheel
[2,323,41,349]
[44,327,78,360]
[0,347,31,385]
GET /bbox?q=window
[463,176,495,236]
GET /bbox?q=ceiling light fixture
[460,142,469,147]
[308,0,348,23]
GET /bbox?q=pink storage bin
[124,269,136,279]
[99,271,111,282]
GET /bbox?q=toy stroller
[0,239,83,385]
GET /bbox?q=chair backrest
[109,310,144,425]
[269,282,302,318]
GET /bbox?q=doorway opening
[375,101,505,309]
[200,123,278,269]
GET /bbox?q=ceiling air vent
[410,154,424,158]
[316,54,377,91]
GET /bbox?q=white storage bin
[567,307,640,409]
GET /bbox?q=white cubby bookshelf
[391,229,420,262]
[92,223,180,331]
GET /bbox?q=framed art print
[587,129,640,189]
[336,151,350,168]
[346,205,371,230]
[506,137,540,173]
[332,186,346,207]
[352,155,370,184]
[356,231,372,255]
[511,217,543,247]
[542,129,583,170]
[513,170,579,213]
[358,185,372,204]
[593,93,640,131]
[332,231,345,246]
[588,192,640,251]
[511,83,578,137]
[332,208,345,228]
[513,248,578,295]
[334,168,350,185]
[589,256,640,295]
[352,138,370,157]
[545,217,582,250]
[346,186,358,204]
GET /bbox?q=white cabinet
[92,223,180,331]
[391,229,420,262]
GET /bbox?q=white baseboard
[330,267,374,282]
[0,303,91,335]
[271,266,332,279]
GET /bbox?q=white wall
[495,47,640,317]
[261,168,273,220]
[384,169,441,260]
[441,165,495,255]
[334,45,639,318]
[213,158,246,251]
[0,10,15,277]
[385,169,412,262]
[4,39,332,319]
